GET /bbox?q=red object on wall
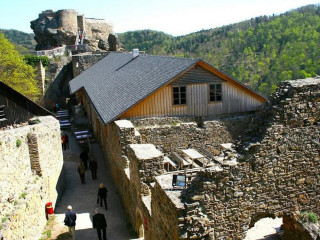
[46,202,54,215]
[144,217,149,231]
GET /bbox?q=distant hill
[119,4,320,96]
[0,29,36,54]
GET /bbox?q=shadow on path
[54,127,135,240]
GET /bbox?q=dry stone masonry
[180,78,320,239]
[0,116,64,240]
[94,78,320,240]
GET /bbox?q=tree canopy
[119,5,320,97]
[23,54,50,67]
[0,29,35,54]
[0,33,40,100]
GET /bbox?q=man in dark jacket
[92,208,107,240]
[98,183,108,210]
[89,159,98,180]
[80,149,89,169]
[64,205,77,240]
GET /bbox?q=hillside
[119,4,320,96]
[0,29,36,54]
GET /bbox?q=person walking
[77,161,86,184]
[64,133,69,149]
[61,134,67,151]
[97,183,108,210]
[80,149,89,170]
[89,158,98,180]
[92,208,107,240]
[64,205,77,240]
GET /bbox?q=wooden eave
[197,60,267,102]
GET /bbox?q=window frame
[209,83,222,102]
[172,86,187,106]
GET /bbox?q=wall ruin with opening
[81,78,320,239]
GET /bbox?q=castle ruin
[80,77,320,239]
[30,9,119,51]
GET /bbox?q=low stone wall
[136,115,252,155]
[0,116,64,240]
[151,176,183,240]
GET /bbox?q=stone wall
[85,18,113,41]
[151,176,184,240]
[102,120,154,238]
[0,116,64,240]
[56,9,78,33]
[72,52,110,78]
[81,78,320,239]
[179,79,320,239]
[136,115,252,155]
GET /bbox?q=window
[209,84,222,102]
[173,86,186,105]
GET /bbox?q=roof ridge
[116,51,199,62]
[142,53,199,61]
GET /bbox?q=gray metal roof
[69,52,198,124]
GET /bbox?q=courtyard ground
[44,114,281,240]
[47,124,135,240]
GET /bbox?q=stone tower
[30,9,116,51]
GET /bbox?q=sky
[0,0,319,36]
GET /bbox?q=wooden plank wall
[0,95,34,127]
[171,67,224,85]
[0,82,52,127]
[120,81,263,119]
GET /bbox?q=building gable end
[170,65,225,86]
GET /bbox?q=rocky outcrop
[43,55,73,110]
[30,9,123,51]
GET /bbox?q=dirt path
[50,129,135,240]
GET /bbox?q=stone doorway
[244,213,282,239]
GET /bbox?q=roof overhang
[197,60,267,102]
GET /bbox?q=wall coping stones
[142,195,152,215]
[287,78,320,87]
[154,174,185,209]
[115,119,135,129]
[129,144,163,160]
[124,167,130,180]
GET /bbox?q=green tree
[23,54,50,67]
[0,33,40,100]
[119,4,320,97]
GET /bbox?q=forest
[0,29,35,54]
[119,4,320,96]
[1,5,320,97]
